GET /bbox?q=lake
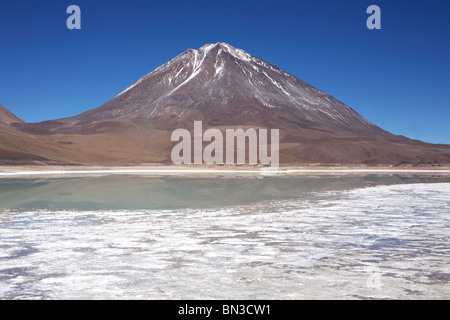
[0,173,449,299]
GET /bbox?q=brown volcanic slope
[0,104,25,125]
[0,104,41,163]
[0,105,77,164]
[9,42,450,165]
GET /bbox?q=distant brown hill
[4,43,450,166]
[0,104,24,125]
[0,104,48,164]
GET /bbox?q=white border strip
[0,169,450,176]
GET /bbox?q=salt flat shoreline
[1,164,450,177]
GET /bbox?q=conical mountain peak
[10,44,450,165]
[46,42,378,134]
[194,42,253,63]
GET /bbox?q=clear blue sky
[0,0,449,144]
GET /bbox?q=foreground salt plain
[0,175,449,299]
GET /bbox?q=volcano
[7,43,450,165]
